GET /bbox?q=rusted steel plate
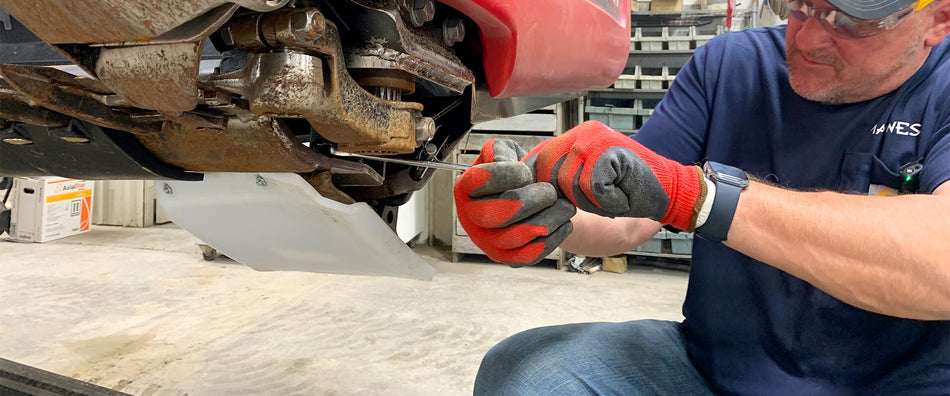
[136,116,321,173]
[0,64,163,135]
[0,97,71,127]
[95,42,202,112]
[0,0,288,44]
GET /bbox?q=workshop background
[0,1,786,394]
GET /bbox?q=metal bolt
[1,126,32,145]
[256,175,267,187]
[289,9,325,41]
[442,17,465,46]
[2,138,32,145]
[415,116,436,144]
[406,0,435,27]
[163,184,173,194]
[423,142,438,156]
[52,122,91,144]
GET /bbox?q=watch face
[714,173,748,186]
[705,162,750,188]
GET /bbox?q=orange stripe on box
[46,189,92,203]
[45,178,77,184]
[80,196,91,231]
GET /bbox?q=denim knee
[472,320,711,396]
[474,324,584,396]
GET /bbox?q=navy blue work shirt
[633,26,950,395]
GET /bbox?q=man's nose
[795,16,835,51]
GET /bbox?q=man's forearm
[726,181,950,320]
[560,211,662,257]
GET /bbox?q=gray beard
[785,21,924,104]
[787,64,847,104]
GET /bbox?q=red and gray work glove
[524,121,707,231]
[454,138,576,266]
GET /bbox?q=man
[454,0,950,393]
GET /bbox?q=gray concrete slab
[0,225,687,395]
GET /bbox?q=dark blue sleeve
[921,114,950,193]
[632,42,720,166]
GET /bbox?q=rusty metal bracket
[95,42,204,112]
[210,9,433,155]
[133,115,383,185]
[0,97,70,128]
[0,64,164,135]
[0,0,289,44]
[335,0,475,95]
[0,64,382,183]
[135,116,321,173]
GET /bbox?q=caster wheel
[200,245,218,261]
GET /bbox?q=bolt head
[2,138,32,145]
[290,9,325,41]
[442,17,465,45]
[256,175,267,187]
[415,116,436,143]
[406,0,435,27]
[163,184,173,194]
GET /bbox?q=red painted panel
[441,0,630,98]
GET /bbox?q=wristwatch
[695,161,749,242]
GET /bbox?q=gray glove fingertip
[494,183,559,227]
[509,221,574,268]
[469,161,534,197]
[518,196,577,230]
[491,138,528,162]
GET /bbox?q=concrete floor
[0,225,687,395]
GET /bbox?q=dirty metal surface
[211,10,425,155]
[95,42,203,112]
[0,0,289,44]
[338,1,474,95]
[246,51,325,117]
[0,119,203,181]
[0,65,384,182]
[303,171,357,204]
[0,97,70,127]
[0,64,163,135]
[136,116,319,173]
[308,46,422,155]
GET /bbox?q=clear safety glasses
[784,0,925,38]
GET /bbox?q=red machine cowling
[441,0,631,98]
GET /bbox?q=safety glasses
[784,0,923,38]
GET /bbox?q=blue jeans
[474,320,717,395]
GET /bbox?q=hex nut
[290,9,325,41]
[442,17,465,46]
[406,0,435,27]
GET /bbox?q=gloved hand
[524,120,706,231]
[454,138,576,266]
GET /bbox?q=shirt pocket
[839,152,901,194]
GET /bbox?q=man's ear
[924,0,950,46]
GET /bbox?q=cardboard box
[602,255,629,274]
[10,177,93,242]
[651,0,683,11]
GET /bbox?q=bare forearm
[561,210,661,257]
[727,181,950,320]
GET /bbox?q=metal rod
[328,147,471,172]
